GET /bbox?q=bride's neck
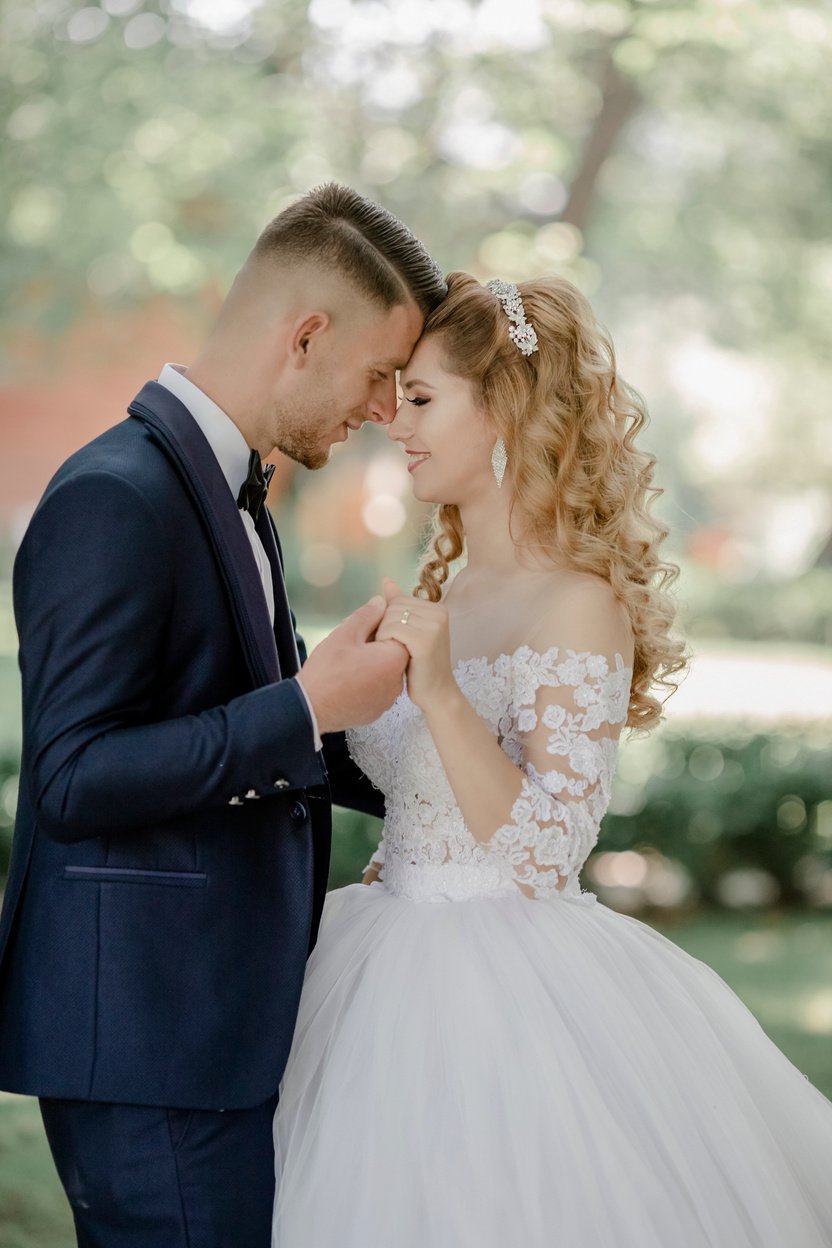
[457,493,557,580]
[457,493,517,576]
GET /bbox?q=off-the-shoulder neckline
[452,645,633,674]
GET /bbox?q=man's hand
[298,597,409,734]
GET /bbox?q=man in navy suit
[0,184,447,1246]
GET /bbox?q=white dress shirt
[157,363,322,751]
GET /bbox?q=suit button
[244,789,260,800]
[273,778,290,790]
[290,802,307,822]
[228,796,244,806]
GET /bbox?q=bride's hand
[375,579,461,715]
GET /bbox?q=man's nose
[366,378,398,425]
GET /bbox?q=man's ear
[289,311,330,366]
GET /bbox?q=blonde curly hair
[415,271,687,731]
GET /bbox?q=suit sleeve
[15,470,324,844]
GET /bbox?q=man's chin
[279,443,331,471]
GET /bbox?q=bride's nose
[386,404,410,442]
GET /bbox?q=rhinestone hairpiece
[485,279,538,356]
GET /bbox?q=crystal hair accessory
[485,279,539,356]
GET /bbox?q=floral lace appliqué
[347,646,632,903]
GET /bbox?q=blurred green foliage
[678,567,832,648]
[2,0,832,539]
[602,725,832,906]
[4,0,831,348]
[2,0,832,628]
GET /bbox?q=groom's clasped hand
[299,578,454,733]
[297,593,409,733]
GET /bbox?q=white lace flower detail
[542,706,584,756]
[528,763,587,798]
[585,653,609,679]
[347,643,632,903]
[599,656,632,724]
[554,650,589,687]
[508,646,560,706]
[568,735,608,783]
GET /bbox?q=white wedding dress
[272,643,832,1247]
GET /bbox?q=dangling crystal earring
[491,436,507,488]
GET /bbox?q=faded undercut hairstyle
[416,271,687,731]
[252,183,447,316]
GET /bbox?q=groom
[0,184,446,1246]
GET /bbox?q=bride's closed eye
[406,397,430,407]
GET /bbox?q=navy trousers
[40,1093,279,1248]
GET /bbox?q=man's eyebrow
[402,378,436,390]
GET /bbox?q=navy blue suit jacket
[0,382,382,1110]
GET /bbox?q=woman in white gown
[272,273,832,1247]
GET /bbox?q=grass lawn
[0,1093,74,1247]
[0,908,830,1244]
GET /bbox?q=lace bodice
[346,644,632,904]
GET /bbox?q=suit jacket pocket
[62,866,207,888]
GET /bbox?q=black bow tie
[237,449,275,522]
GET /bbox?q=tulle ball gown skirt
[272,883,832,1247]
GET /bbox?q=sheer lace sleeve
[492,645,632,899]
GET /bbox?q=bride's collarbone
[448,627,540,671]
[445,581,565,666]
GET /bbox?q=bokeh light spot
[362,494,407,537]
[66,7,111,43]
[8,186,64,246]
[124,12,168,48]
[130,221,176,263]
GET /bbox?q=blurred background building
[1,1,831,1240]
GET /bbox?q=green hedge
[680,567,832,648]
[598,725,832,907]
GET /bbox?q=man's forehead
[364,299,424,367]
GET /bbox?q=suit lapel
[127,381,281,689]
[255,508,301,678]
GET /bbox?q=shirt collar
[157,363,251,501]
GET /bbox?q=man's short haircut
[252,183,447,317]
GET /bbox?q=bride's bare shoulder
[532,568,633,658]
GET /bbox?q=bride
[272,273,832,1246]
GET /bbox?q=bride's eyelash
[406,397,429,407]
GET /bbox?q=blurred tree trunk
[560,56,640,233]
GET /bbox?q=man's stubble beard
[273,393,337,471]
